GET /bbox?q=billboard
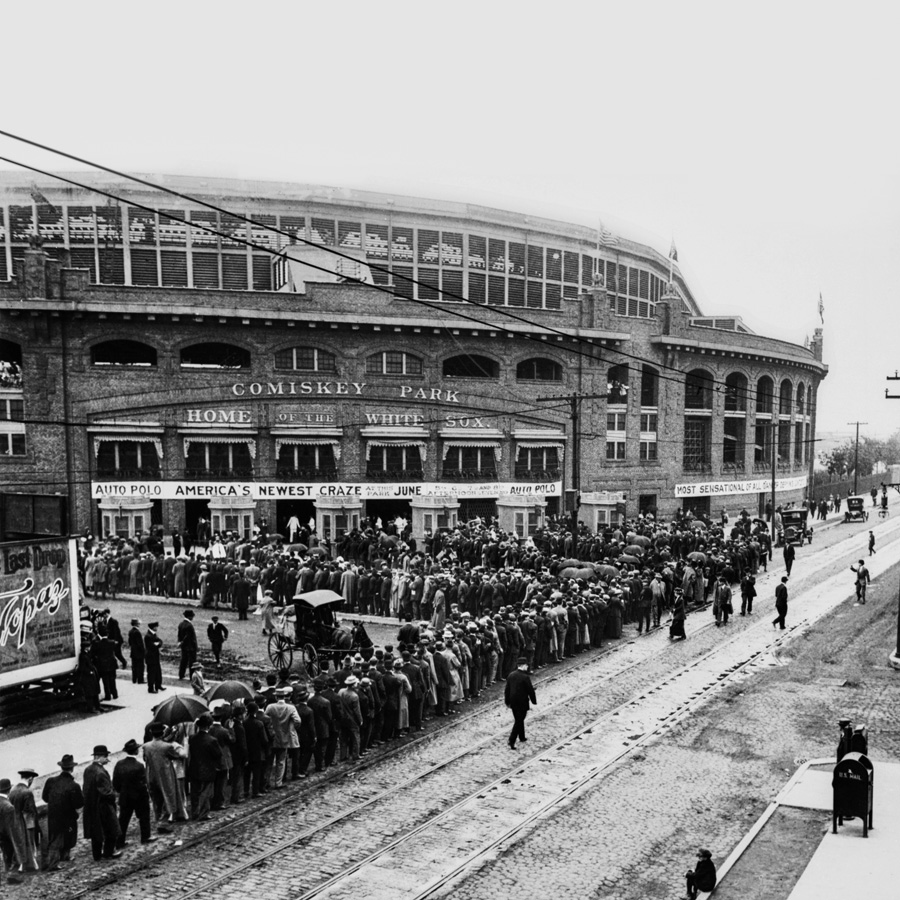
[0,537,80,689]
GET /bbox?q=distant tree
[819,437,884,478]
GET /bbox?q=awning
[93,436,164,460]
[516,442,565,452]
[442,440,501,463]
[275,437,341,460]
[365,439,427,462]
[183,436,257,459]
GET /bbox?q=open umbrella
[624,544,645,557]
[687,551,707,565]
[286,543,308,554]
[152,694,208,726]
[308,546,329,557]
[630,535,652,548]
[618,554,640,565]
[594,564,619,580]
[204,680,255,705]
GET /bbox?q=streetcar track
[56,515,894,900]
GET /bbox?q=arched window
[640,365,659,407]
[607,364,629,404]
[724,372,748,412]
[91,340,158,367]
[274,347,337,373]
[366,351,423,376]
[756,376,774,415]
[443,354,499,378]
[796,382,806,416]
[180,342,250,369]
[516,358,563,381]
[779,378,793,415]
[0,338,23,387]
[685,369,713,410]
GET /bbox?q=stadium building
[0,173,826,542]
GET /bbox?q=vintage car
[844,495,869,523]
[778,508,813,545]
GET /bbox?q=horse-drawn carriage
[266,589,372,676]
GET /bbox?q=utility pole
[847,421,868,496]
[885,374,900,662]
[770,421,777,547]
[536,391,606,534]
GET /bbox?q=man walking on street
[850,560,870,603]
[113,739,156,847]
[41,754,83,870]
[177,610,198,680]
[187,715,222,820]
[144,622,165,694]
[713,575,732,626]
[505,657,537,750]
[82,745,121,861]
[783,540,795,577]
[207,616,229,664]
[868,531,876,556]
[773,576,789,630]
[128,619,145,684]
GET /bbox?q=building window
[180,343,251,369]
[795,422,805,465]
[756,377,774,415]
[723,418,746,470]
[0,397,25,456]
[0,341,24,387]
[607,411,627,431]
[274,347,337,373]
[513,508,542,538]
[442,355,499,378]
[516,358,563,381]
[639,410,657,461]
[365,444,423,479]
[640,366,659,407]
[366,351,423,376]
[96,440,161,478]
[779,379,793,416]
[725,372,748,412]
[276,443,337,478]
[778,421,792,466]
[683,417,712,472]
[606,440,626,461]
[515,446,560,479]
[685,369,714,410]
[607,364,629,403]
[796,382,806,415]
[185,442,253,478]
[442,446,498,479]
[91,340,158,367]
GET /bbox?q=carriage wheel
[301,643,320,678]
[268,633,293,670]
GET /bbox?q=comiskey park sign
[0,537,81,689]
[92,481,562,500]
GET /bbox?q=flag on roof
[818,291,824,323]
[598,222,618,248]
[30,184,53,207]
[669,239,678,262]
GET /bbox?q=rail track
[55,514,900,900]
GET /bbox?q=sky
[3,1,899,444]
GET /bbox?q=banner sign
[674,474,808,498]
[0,537,79,686]
[92,481,561,501]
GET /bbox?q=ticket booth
[411,494,460,542]
[98,496,154,540]
[579,491,627,531]
[496,495,545,538]
[316,496,362,542]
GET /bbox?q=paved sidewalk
[0,677,193,783]
[711,757,900,898]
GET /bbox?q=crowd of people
[2,505,787,884]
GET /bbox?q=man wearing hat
[264,688,301,788]
[338,676,363,761]
[41,755,83,869]
[142,724,182,831]
[504,658,537,750]
[128,618,145,684]
[0,778,26,883]
[207,615,229,665]
[187,715,223,820]
[308,679,333,773]
[83,745,121,860]
[113,739,155,847]
[144,622,164,694]
[9,768,40,872]
[190,662,206,696]
[177,610,198,680]
[685,848,717,899]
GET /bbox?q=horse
[327,620,375,668]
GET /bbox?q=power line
[0,132,822,417]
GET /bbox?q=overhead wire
[0,129,823,419]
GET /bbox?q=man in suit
[187,715,223,820]
[308,678,334,772]
[0,778,26,884]
[144,622,165,693]
[83,745,121,860]
[113,739,156,847]
[128,619,145,684]
[177,610,198,679]
[504,657,537,750]
[9,769,40,872]
[41,755,83,870]
[207,616,229,664]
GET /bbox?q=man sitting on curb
[685,848,717,899]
